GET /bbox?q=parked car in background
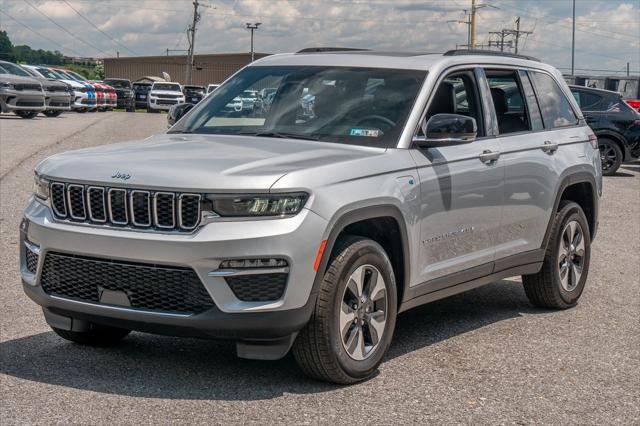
[90,81,107,111]
[0,62,45,118]
[51,68,96,112]
[183,85,206,104]
[207,84,220,94]
[29,66,94,113]
[570,85,640,175]
[7,62,70,117]
[133,82,152,109]
[147,82,184,112]
[102,83,117,110]
[103,78,135,112]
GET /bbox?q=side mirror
[413,113,477,148]
[167,103,195,128]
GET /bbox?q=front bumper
[71,91,96,109]
[44,91,72,111]
[116,97,133,108]
[0,88,45,112]
[148,97,184,110]
[20,198,326,340]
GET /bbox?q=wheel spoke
[362,267,378,300]
[340,302,356,338]
[559,261,570,287]
[345,325,360,357]
[348,266,365,298]
[570,262,580,288]
[366,310,386,346]
[368,270,386,302]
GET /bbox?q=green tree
[0,30,16,62]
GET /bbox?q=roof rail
[296,47,371,54]
[443,49,540,62]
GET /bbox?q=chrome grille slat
[50,183,67,217]
[48,182,200,232]
[154,192,175,228]
[67,184,87,220]
[130,190,151,227]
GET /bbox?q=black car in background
[570,85,640,175]
[183,85,206,104]
[102,78,135,112]
[132,82,152,109]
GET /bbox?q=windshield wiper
[241,131,320,141]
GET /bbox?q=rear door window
[529,71,579,128]
[485,69,531,134]
[571,90,606,111]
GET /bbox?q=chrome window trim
[50,182,67,217]
[177,193,201,230]
[108,188,129,225]
[154,192,175,229]
[87,186,107,223]
[67,184,87,220]
[208,267,290,277]
[130,190,151,227]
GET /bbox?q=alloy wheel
[558,220,585,292]
[339,264,388,361]
[599,143,617,171]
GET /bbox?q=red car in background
[90,81,108,111]
[102,83,117,110]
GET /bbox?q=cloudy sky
[1,0,639,74]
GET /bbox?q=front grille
[40,252,216,314]
[14,83,41,91]
[157,99,178,105]
[50,182,201,232]
[225,274,288,302]
[25,245,39,274]
[49,101,70,107]
[81,98,96,105]
[16,100,44,107]
[156,94,181,99]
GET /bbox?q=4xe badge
[111,171,131,180]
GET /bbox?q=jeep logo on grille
[111,171,131,180]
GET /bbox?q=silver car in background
[0,61,45,119]
[20,64,72,117]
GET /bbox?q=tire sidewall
[551,204,591,305]
[599,138,622,175]
[328,241,397,379]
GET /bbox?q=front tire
[293,236,397,384]
[43,110,62,117]
[51,324,130,346]
[15,110,37,119]
[598,138,623,176]
[522,201,591,309]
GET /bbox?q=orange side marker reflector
[314,240,328,272]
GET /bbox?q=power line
[22,0,111,56]
[59,0,139,56]
[0,9,87,57]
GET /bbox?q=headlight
[33,173,49,201]
[205,193,308,217]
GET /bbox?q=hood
[151,90,184,96]
[36,133,385,191]
[59,79,86,89]
[0,73,42,86]
[39,78,68,91]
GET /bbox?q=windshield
[66,70,87,81]
[104,79,130,89]
[153,83,181,91]
[171,66,426,148]
[37,68,63,79]
[0,62,31,77]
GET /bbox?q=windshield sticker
[349,128,381,137]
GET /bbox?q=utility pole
[469,0,496,49]
[571,0,576,76]
[489,17,532,55]
[488,29,512,52]
[245,22,261,62]
[185,0,201,85]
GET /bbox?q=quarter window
[529,71,579,128]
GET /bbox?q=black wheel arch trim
[541,169,599,251]
[596,130,632,160]
[311,204,412,307]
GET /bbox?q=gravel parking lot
[1,112,638,424]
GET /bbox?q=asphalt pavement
[1,111,638,424]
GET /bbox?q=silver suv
[20,49,601,384]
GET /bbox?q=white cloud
[2,0,638,74]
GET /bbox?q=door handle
[541,140,559,153]
[479,150,501,164]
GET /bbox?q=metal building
[103,53,270,85]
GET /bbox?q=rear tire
[43,110,62,117]
[15,111,37,119]
[522,201,591,309]
[51,324,130,346]
[598,138,623,176]
[293,236,397,384]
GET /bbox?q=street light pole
[571,0,576,76]
[245,22,261,62]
